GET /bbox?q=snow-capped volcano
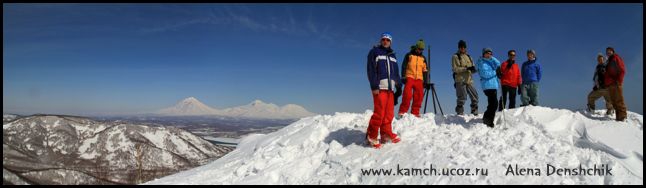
[145,106,643,185]
[221,100,317,119]
[157,97,220,116]
[155,98,316,119]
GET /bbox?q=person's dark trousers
[498,85,517,111]
[483,89,498,127]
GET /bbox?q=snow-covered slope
[145,106,643,185]
[3,113,20,123]
[3,115,234,184]
[157,97,220,116]
[155,97,316,120]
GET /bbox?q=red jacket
[500,60,522,87]
[604,54,626,86]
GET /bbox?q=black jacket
[593,63,607,89]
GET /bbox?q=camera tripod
[423,45,444,116]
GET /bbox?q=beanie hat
[482,47,493,55]
[381,32,393,41]
[416,39,425,50]
[458,40,467,48]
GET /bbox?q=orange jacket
[402,53,427,80]
[500,60,522,87]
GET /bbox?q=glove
[517,86,522,95]
[467,66,476,72]
[593,86,598,91]
[402,78,407,84]
[424,83,431,90]
[394,85,402,105]
[496,68,502,79]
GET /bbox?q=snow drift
[145,106,643,185]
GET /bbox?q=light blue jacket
[476,56,502,90]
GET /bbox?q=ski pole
[423,44,431,114]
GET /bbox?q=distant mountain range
[155,97,317,120]
[3,114,233,185]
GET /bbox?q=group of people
[586,47,628,121]
[450,40,542,127]
[365,32,628,149]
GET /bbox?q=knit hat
[527,49,536,56]
[458,40,467,48]
[416,39,425,50]
[482,47,493,55]
[381,32,393,41]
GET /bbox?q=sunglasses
[381,38,391,42]
[509,54,516,56]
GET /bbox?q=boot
[380,134,401,144]
[586,104,595,112]
[456,105,464,115]
[483,117,494,128]
[366,135,381,149]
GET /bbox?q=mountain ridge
[154,97,317,120]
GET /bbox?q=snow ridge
[145,106,643,185]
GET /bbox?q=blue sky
[3,3,643,115]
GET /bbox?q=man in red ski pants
[398,39,429,118]
[366,32,402,149]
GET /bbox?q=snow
[145,106,643,185]
[78,135,99,159]
[157,97,221,116]
[73,122,108,138]
[104,125,135,162]
[221,99,317,119]
[141,129,167,149]
[141,127,200,161]
[3,114,18,122]
[155,97,316,119]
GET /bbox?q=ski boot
[366,135,381,149]
[380,134,401,144]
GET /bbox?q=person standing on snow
[498,50,522,111]
[520,49,542,107]
[366,32,402,149]
[475,48,501,127]
[603,47,627,121]
[586,53,614,115]
[398,39,430,118]
[452,40,479,115]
